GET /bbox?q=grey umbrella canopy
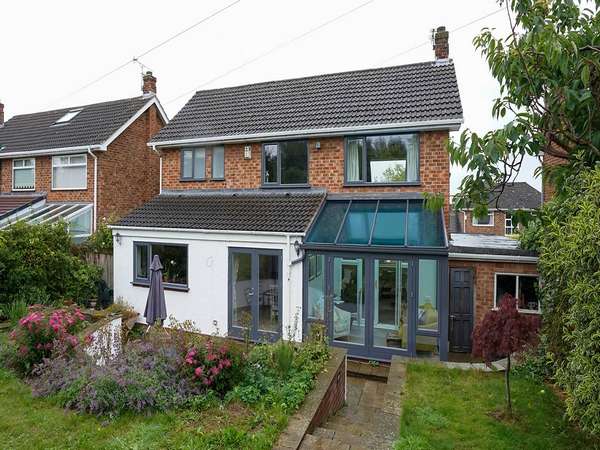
[144,255,167,326]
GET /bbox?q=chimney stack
[0,101,4,126]
[142,71,157,95]
[433,26,449,60]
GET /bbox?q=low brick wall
[275,347,347,450]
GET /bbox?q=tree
[472,294,541,414]
[449,0,600,212]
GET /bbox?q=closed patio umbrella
[144,255,167,326]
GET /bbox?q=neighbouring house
[113,26,462,361]
[0,72,167,241]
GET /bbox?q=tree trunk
[505,353,512,415]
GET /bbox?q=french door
[228,248,282,342]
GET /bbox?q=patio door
[228,248,282,342]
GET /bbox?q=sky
[0,0,541,193]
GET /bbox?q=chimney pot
[433,26,449,60]
[142,71,157,95]
[0,101,4,126]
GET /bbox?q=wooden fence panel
[85,253,114,289]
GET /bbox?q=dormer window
[54,109,82,125]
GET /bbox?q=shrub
[183,339,242,394]
[5,305,88,374]
[0,221,101,306]
[82,217,114,254]
[0,299,28,326]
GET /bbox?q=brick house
[0,72,167,240]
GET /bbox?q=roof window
[54,109,82,125]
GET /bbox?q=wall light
[293,239,302,256]
[115,232,122,245]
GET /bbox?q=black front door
[449,268,473,353]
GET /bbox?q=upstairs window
[263,140,308,185]
[211,146,225,180]
[54,109,82,125]
[472,211,494,227]
[181,148,205,180]
[13,158,35,191]
[52,154,87,190]
[346,134,419,184]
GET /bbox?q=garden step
[311,427,335,439]
[299,433,350,450]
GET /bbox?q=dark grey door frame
[228,247,283,342]
[449,267,474,353]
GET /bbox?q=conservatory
[302,195,449,361]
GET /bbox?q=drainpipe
[87,147,98,232]
[152,145,162,194]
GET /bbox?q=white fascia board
[148,118,463,148]
[109,224,305,239]
[449,252,538,263]
[0,145,104,159]
[102,96,169,149]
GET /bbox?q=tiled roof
[489,182,541,210]
[0,194,45,220]
[0,95,154,154]
[151,60,463,143]
[449,233,537,257]
[115,190,326,233]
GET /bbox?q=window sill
[12,188,36,192]
[179,178,206,183]
[492,307,541,315]
[51,187,88,191]
[261,184,311,189]
[131,281,189,292]
[210,178,225,182]
[343,181,421,187]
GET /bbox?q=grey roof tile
[489,182,542,210]
[115,189,326,233]
[151,60,463,143]
[0,95,154,154]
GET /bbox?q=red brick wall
[542,152,566,203]
[460,210,507,235]
[449,259,539,324]
[161,131,451,226]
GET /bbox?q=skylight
[54,109,82,124]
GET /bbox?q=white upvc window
[12,158,35,191]
[472,211,494,227]
[52,154,87,190]
[494,273,541,313]
[505,214,515,235]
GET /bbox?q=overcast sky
[0,0,541,193]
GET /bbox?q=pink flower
[202,378,212,386]
[194,366,204,377]
[19,346,28,355]
[185,357,195,365]
[210,366,220,376]
[206,353,216,362]
[36,343,43,350]
[67,335,79,347]
[84,334,94,344]
[222,358,232,368]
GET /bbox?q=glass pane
[346,138,363,182]
[416,335,439,357]
[69,155,86,165]
[135,244,148,280]
[258,254,280,333]
[69,209,92,235]
[264,144,278,183]
[474,213,492,225]
[407,200,445,247]
[496,274,517,306]
[231,252,252,328]
[23,159,34,167]
[182,150,193,178]
[13,160,24,168]
[53,166,86,189]
[371,201,407,246]
[333,257,365,345]
[14,168,34,190]
[338,201,377,245]
[281,141,308,184]
[374,259,408,350]
[212,146,225,179]
[306,201,349,243]
[366,135,412,183]
[151,244,188,285]
[307,254,325,320]
[518,276,539,311]
[418,259,438,331]
[193,149,205,179]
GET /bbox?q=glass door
[229,248,282,342]
[330,256,365,346]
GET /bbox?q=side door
[449,268,474,353]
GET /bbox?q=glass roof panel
[407,200,445,247]
[306,201,349,243]
[371,200,407,246]
[337,201,378,245]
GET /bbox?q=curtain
[406,136,418,181]
[347,139,361,181]
[53,166,86,189]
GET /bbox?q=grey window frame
[344,133,420,186]
[180,148,206,181]
[211,146,225,180]
[132,241,189,291]
[261,140,309,187]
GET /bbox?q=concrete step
[299,433,350,450]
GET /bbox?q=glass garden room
[302,196,449,361]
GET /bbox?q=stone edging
[274,347,347,450]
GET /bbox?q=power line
[378,7,504,65]
[51,0,242,105]
[165,0,376,105]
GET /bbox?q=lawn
[395,362,599,450]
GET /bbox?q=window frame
[51,154,88,190]
[493,273,541,313]
[180,148,206,181]
[211,146,225,181]
[132,241,189,291]
[261,140,309,187]
[344,133,421,186]
[12,158,36,191]
[505,214,515,235]
[472,211,494,227]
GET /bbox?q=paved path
[300,366,405,450]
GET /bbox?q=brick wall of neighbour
[542,152,566,203]
[449,259,539,324]
[161,131,451,226]
[97,105,163,221]
[460,210,507,235]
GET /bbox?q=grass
[395,362,599,450]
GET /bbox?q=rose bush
[183,340,240,394]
